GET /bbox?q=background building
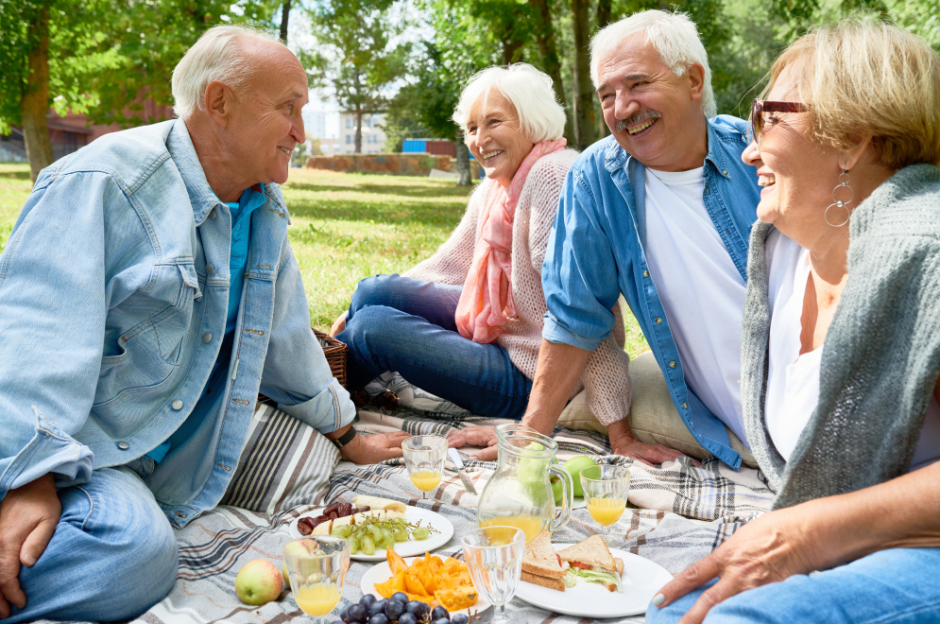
[338,112,387,154]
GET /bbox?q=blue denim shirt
[0,119,355,526]
[542,116,760,469]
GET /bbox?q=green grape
[393,527,408,542]
[331,524,352,538]
[368,525,383,541]
[361,536,376,555]
[349,536,360,554]
[413,526,430,540]
[393,518,407,526]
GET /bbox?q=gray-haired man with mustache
[450,10,762,468]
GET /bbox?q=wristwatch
[330,426,357,450]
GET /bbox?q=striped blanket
[38,381,774,624]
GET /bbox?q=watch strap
[330,426,357,450]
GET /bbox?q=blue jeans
[647,548,940,624]
[5,467,178,622]
[337,275,533,419]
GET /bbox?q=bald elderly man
[0,26,408,622]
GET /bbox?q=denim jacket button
[669,361,677,368]
[683,402,689,409]
[171,400,184,410]
[117,441,130,450]
[206,264,215,276]
[656,317,662,324]
[209,209,217,220]
[643,270,649,277]
[202,332,212,344]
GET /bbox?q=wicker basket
[313,328,348,389]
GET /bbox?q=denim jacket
[542,116,760,469]
[0,119,354,526]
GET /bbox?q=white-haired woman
[649,20,940,624]
[332,63,632,421]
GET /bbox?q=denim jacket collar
[602,119,734,180]
[167,120,222,227]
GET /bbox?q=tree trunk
[569,0,596,151]
[354,106,363,153]
[279,0,291,44]
[455,139,471,187]
[22,3,54,183]
[597,0,612,29]
[529,0,572,142]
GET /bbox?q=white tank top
[765,232,940,470]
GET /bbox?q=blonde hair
[172,25,282,119]
[590,10,716,118]
[770,19,940,168]
[452,64,567,143]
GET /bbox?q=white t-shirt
[644,167,749,445]
[765,232,940,470]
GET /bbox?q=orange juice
[478,515,544,543]
[295,584,342,616]
[410,470,442,492]
[587,498,626,526]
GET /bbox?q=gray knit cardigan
[741,163,940,509]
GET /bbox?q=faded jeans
[647,547,940,624]
[337,275,532,419]
[4,467,178,623]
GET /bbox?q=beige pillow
[558,351,757,467]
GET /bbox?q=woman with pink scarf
[333,64,633,425]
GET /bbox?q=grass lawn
[0,163,649,357]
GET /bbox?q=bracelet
[330,426,357,450]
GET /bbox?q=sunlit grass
[0,163,649,357]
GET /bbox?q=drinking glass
[461,526,526,624]
[402,435,448,500]
[283,536,350,620]
[580,464,630,547]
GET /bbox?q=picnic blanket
[38,375,775,624]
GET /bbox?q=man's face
[595,36,705,172]
[224,41,308,186]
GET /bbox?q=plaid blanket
[38,378,775,624]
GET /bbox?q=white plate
[514,544,672,618]
[289,507,454,562]
[360,557,491,616]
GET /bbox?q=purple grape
[369,600,387,617]
[360,594,378,608]
[348,604,368,623]
[431,607,449,621]
[398,614,417,624]
[432,618,449,624]
[369,615,389,624]
[341,605,352,623]
[452,615,469,624]
[406,601,429,622]
[391,592,409,604]
[385,599,405,621]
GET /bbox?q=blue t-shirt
[146,184,266,463]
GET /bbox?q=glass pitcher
[476,423,572,542]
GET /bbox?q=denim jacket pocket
[94,317,176,407]
[151,263,200,365]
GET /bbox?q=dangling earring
[825,169,852,227]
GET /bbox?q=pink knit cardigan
[405,149,631,425]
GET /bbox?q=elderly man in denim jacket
[452,11,761,468]
[0,26,408,622]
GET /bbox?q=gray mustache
[616,111,662,133]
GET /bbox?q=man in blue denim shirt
[453,11,761,468]
[0,27,407,622]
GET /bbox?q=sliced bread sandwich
[520,531,568,592]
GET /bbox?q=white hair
[452,63,567,143]
[590,10,717,118]
[172,25,283,119]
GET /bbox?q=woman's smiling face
[741,65,844,237]
[464,88,535,187]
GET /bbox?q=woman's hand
[653,506,822,624]
[330,311,348,337]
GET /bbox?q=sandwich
[557,535,624,592]
[520,531,568,592]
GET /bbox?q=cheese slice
[312,520,332,535]
[353,495,407,514]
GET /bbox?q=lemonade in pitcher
[478,516,544,543]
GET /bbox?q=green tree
[305,0,411,154]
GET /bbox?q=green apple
[563,455,596,498]
[517,442,550,505]
[235,558,283,605]
[550,476,563,506]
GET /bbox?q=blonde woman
[650,20,940,624]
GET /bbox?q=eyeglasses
[747,99,809,146]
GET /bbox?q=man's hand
[651,507,818,624]
[339,431,411,464]
[607,419,693,467]
[330,311,348,337]
[0,474,61,619]
[447,426,499,461]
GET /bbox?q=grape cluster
[333,517,432,555]
[335,594,470,624]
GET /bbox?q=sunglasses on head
[747,99,809,146]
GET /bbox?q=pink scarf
[455,138,567,343]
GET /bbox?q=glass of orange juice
[402,435,448,500]
[580,464,630,547]
[283,536,350,620]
